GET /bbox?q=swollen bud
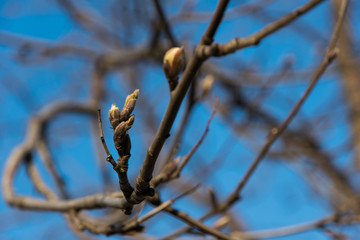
[163,46,185,80]
[108,103,121,129]
[121,89,139,121]
[113,115,135,151]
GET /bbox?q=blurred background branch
[1,0,360,239]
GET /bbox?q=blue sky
[1,0,358,239]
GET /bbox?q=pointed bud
[108,103,121,129]
[120,89,139,121]
[113,115,135,150]
[163,46,185,81]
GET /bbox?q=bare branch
[197,0,326,58]
[222,0,347,209]
[173,100,218,177]
[163,1,349,238]
[122,184,199,232]
[97,109,116,167]
[233,214,338,239]
[152,0,178,46]
[131,0,230,205]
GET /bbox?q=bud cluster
[108,89,139,156]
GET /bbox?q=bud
[120,89,139,121]
[113,115,135,150]
[201,74,215,98]
[108,103,121,129]
[163,46,185,79]
[113,115,135,146]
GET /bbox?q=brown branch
[122,185,199,232]
[330,0,360,169]
[222,0,347,210]
[164,1,349,238]
[204,62,356,209]
[37,136,69,199]
[1,101,132,212]
[25,155,119,235]
[160,80,197,171]
[97,109,116,167]
[160,205,233,240]
[4,192,131,212]
[197,0,326,58]
[130,0,230,205]
[232,214,339,239]
[151,100,217,186]
[97,109,134,213]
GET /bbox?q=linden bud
[163,46,185,80]
[121,89,139,121]
[108,103,121,129]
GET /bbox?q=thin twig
[222,0,347,208]
[233,214,338,239]
[152,0,178,47]
[97,109,116,167]
[163,0,349,238]
[173,99,218,177]
[98,109,135,213]
[161,205,234,240]
[37,137,69,199]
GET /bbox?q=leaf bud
[113,115,135,150]
[163,46,185,79]
[108,103,121,129]
[120,89,139,121]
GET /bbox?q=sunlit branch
[197,0,326,58]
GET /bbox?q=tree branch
[130,0,230,204]
[197,0,326,58]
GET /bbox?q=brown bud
[120,89,139,121]
[113,115,135,150]
[163,47,185,79]
[108,103,121,129]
